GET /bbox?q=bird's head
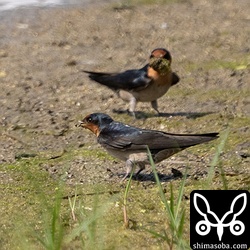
[148,48,172,75]
[77,113,113,136]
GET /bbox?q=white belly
[106,148,149,163]
[118,71,173,103]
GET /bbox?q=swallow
[77,113,219,181]
[83,48,180,116]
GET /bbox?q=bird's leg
[128,96,137,118]
[121,159,136,181]
[151,100,160,115]
[122,161,145,181]
[134,163,145,178]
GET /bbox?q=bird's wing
[98,124,218,152]
[83,65,152,91]
[130,130,218,151]
[97,123,138,149]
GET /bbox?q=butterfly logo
[193,193,247,241]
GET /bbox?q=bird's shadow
[158,111,214,119]
[132,172,174,182]
[113,109,214,119]
[117,169,185,182]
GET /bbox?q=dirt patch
[0,0,249,183]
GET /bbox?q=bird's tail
[153,132,219,163]
[175,132,219,148]
[83,70,120,90]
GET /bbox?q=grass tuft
[146,146,189,249]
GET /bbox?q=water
[0,0,90,11]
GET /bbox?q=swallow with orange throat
[83,48,180,117]
[77,113,219,181]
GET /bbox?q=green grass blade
[175,169,187,220]
[123,165,135,228]
[206,128,229,188]
[146,147,175,224]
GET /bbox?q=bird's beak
[76,119,100,136]
[75,120,86,128]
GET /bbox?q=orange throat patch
[82,123,100,137]
[147,67,171,85]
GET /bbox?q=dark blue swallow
[77,113,219,180]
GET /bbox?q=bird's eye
[86,117,92,123]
